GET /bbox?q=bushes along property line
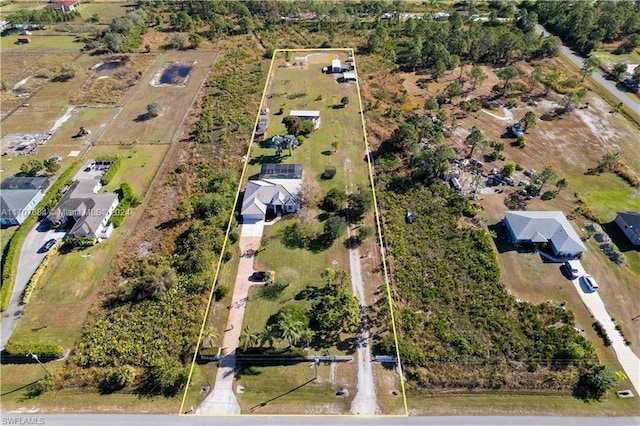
[0,162,80,311]
[21,244,60,305]
[111,182,140,228]
[99,156,122,186]
[4,341,64,359]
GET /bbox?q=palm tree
[241,326,259,350]
[260,325,278,348]
[277,313,303,347]
[202,327,219,348]
[299,328,315,349]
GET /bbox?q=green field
[0,35,82,52]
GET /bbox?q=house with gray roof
[503,211,586,258]
[615,211,640,246]
[240,164,302,223]
[0,176,50,226]
[47,178,118,240]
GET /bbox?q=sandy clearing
[49,105,75,133]
[12,76,31,90]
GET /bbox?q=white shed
[331,59,341,73]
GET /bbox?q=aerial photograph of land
[0,1,638,425]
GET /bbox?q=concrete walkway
[197,225,264,414]
[571,261,640,395]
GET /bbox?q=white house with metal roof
[503,211,586,258]
[289,110,320,129]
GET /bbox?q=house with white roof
[503,211,586,258]
[289,110,321,129]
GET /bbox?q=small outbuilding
[289,110,321,129]
[615,211,640,246]
[342,72,357,82]
[331,59,341,73]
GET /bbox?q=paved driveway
[1,221,65,349]
[570,261,640,395]
[197,231,263,414]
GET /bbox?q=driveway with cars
[568,260,640,395]
[0,221,65,349]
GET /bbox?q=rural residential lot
[1,0,639,422]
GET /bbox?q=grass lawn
[0,35,82,52]
[75,2,131,24]
[87,144,170,196]
[571,173,640,223]
[235,362,356,414]
[246,217,350,337]
[0,361,182,413]
[0,226,17,257]
[407,391,640,416]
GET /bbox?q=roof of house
[1,176,49,191]
[47,180,118,236]
[259,163,303,180]
[52,0,79,7]
[617,211,640,238]
[241,180,298,217]
[1,176,49,220]
[504,211,586,253]
[332,59,341,67]
[289,110,320,118]
[343,71,356,79]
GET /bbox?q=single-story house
[342,71,357,82]
[17,36,31,44]
[50,0,80,12]
[47,179,118,240]
[0,176,50,226]
[615,211,640,246]
[331,59,341,73]
[503,210,586,258]
[241,164,303,223]
[289,110,320,129]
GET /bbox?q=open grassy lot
[0,361,182,413]
[0,226,16,257]
[407,391,640,416]
[0,34,82,52]
[96,50,217,144]
[235,361,357,414]
[75,1,132,24]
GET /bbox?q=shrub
[4,342,64,358]
[592,321,612,346]
[357,225,374,242]
[22,245,59,304]
[323,188,346,211]
[63,235,97,249]
[214,284,230,301]
[460,99,481,112]
[222,250,233,262]
[229,232,239,244]
[99,157,122,185]
[501,162,516,177]
[517,134,526,148]
[105,365,136,389]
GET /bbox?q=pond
[159,64,193,85]
[94,61,123,72]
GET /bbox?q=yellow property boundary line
[180,48,407,417]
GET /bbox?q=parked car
[41,238,56,252]
[565,259,581,279]
[509,123,524,137]
[251,271,272,282]
[581,275,599,292]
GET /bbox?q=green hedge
[4,341,64,359]
[111,182,140,228]
[99,157,122,186]
[22,244,59,304]
[1,162,80,311]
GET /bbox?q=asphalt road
[0,222,65,350]
[535,25,638,113]
[2,414,638,426]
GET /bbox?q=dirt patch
[305,52,339,64]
